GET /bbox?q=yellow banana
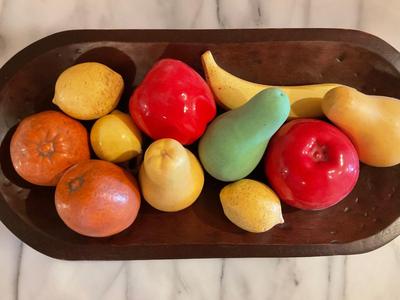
[201,50,342,118]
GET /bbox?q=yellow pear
[90,110,142,163]
[53,62,123,120]
[139,138,204,212]
[220,179,284,233]
[322,86,400,167]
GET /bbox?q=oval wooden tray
[1,29,400,260]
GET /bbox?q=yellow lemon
[139,138,204,212]
[90,110,142,163]
[220,179,284,233]
[53,62,124,120]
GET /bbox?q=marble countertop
[1,0,400,299]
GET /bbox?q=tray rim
[1,28,400,260]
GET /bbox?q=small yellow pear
[139,138,204,212]
[90,110,142,163]
[220,179,284,233]
[322,86,400,167]
[52,62,124,120]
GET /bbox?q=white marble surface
[1,0,400,299]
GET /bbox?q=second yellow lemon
[90,110,142,163]
[220,179,284,233]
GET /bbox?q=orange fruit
[10,110,90,186]
[55,160,141,237]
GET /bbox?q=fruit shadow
[0,125,37,189]
[24,187,97,244]
[25,187,63,231]
[358,67,400,97]
[191,173,245,234]
[158,44,209,75]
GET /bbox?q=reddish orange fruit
[55,160,141,237]
[10,110,90,186]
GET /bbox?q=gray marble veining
[1,0,400,299]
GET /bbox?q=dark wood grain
[0,29,400,260]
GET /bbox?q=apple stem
[311,144,328,162]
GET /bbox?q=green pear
[199,88,290,181]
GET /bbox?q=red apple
[264,119,359,210]
[129,59,216,145]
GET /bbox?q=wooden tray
[1,29,400,260]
